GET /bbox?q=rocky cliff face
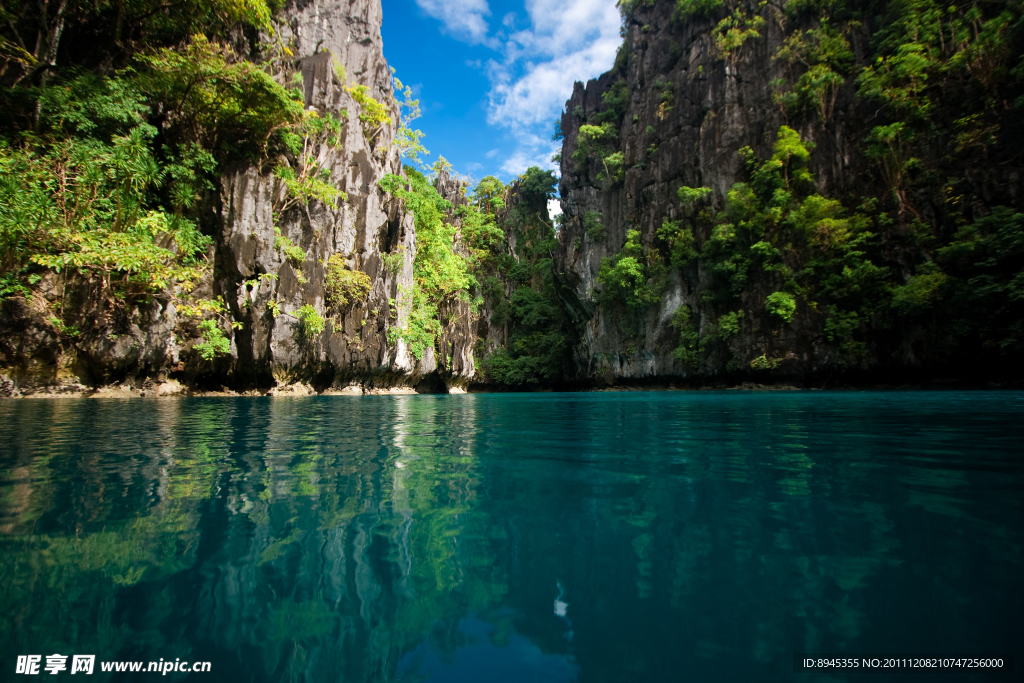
[555,0,1023,385]
[214,0,425,391]
[556,0,806,382]
[0,0,472,396]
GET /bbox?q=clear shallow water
[0,391,1021,682]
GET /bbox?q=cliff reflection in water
[0,393,1022,682]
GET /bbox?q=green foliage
[717,310,743,339]
[274,110,347,212]
[749,354,782,370]
[383,248,406,276]
[573,123,623,186]
[345,84,391,141]
[480,283,569,385]
[617,0,656,19]
[654,80,675,119]
[552,119,564,141]
[585,212,606,241]
[0,18,315,363]
[934,207,1024,350]
[325,255,372,313]
[574,124,611,163]
[765,291,797,322]
[273,227,305,265]
[473,176,507,213]
[891,262,946,313]
[378,166,474,359]
[136,35,302,157]
[657,220,697,265]
[582,0,1024,374]
[1,0,275,96]
[388,284,438,360]
[0,0,369,367]
[678,186,713,205]
[194,319,231,360]
[661,126,888,366]
[603,151,625,184]
[296,304,325,338]
[393,71,431,169]
[670,304,700,366]
[468,168,573,386]
[518,167,559,207]
[773,21,854,122]
[460,175,508,269]
[674,0,724,21]
[657,186,712,267]
[714,9,765,62]
[847,0,1024,216]
[596,80,630,125]
[0,128,211,304]
[597,229,665,308]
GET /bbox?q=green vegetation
[651,126,886,368]
[194,319,231,360]
[597,229,666,309]
[273,227,305,265]
[765,291,797,323]
[378,164,474,360]
[296,304,325,338]
[274,110,347,212]
[749,354,782,370]
[2,0,1020,385]
[0,0,423,368]
[674,0,724,21]
[657,186,712,266]
[670,304,700,366]
[345,84,391,142]
[713,8,765,62]
[772,20,853,122]
[476,167,573,386]
[393,71,430,169]
[0,0,308,361]
[376,162,573,384]
[325,255,372,313]
[931,208,1024,351]
[585,211,606,241]
[571,79,630,187]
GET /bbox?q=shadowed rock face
[555,0,1021,386]
[555,1,841,383]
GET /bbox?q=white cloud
[415,0,493,45]
[415,0,621,180]
[485,0,621,177]
[547,198,562,219]
[487,0,621,129]
[499,135,560,176]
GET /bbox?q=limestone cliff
[213,0,425,391]
[555,0,1024,386]
[0,0,469,396]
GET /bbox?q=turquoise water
[0,391,1021,682]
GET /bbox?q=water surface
[1,391,1022,681]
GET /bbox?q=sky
[380,0,623,187]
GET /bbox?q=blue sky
[380,0,622,186]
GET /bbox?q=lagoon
[1,392,1022,681]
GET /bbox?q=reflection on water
[0,392,1022,682]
